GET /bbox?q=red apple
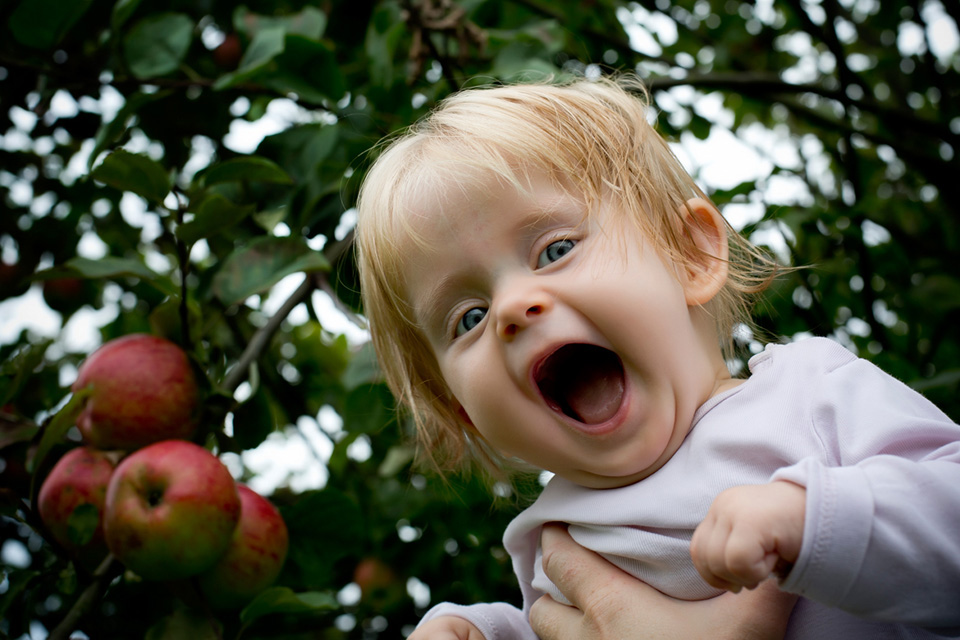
[37,446,116,570]
[353,556,402,606]
[72,334,200,450]
[42,277,97,316]
[196,484,289,610]
[103,440,241,581]
[213,33,242,70]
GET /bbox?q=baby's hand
[690,481,806,592]
[409,616,486,640]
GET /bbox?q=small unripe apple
[72,334,200,450]
[37,446,116,570]
[104,440,241,581]
[196,484,289,610]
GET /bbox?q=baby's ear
[679,197,729,306]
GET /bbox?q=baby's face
[401,170,729,488]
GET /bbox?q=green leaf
[29,387,92,479]
[89,91,171,171]
[365,4,407,88]
[90,150,171,204]
[214,25,286,91]
[123,13,195,79]
[212,237,329,305]
[234,5,327,41]
[342,383,394,434]
[198,157,293,187]
[0,339,52,407]
[239,587,337,627]
[232,385,277,451]
[147,295,203,346]
[34,257,173,295]
[911,369,960,393]
[266,36,346,103]
[281,489,363,586]
[9,0,93,49]
[378,444,415,477]
[177,194,256,244]
[66,503,99,547]
[145,602,222,640]
[0,570,42,622]
[341,341,381,390]
[111,0,141,32]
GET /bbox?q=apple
[353,556,403,607]
[42,277,97,316]
[0,260,30,299]
[213,33,242,70]
[37,446,116,570]
[103,440,241,581]
[196,484,289,610]
[72,333,200,450]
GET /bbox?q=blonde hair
[355,74,779,479]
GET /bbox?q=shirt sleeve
[771,352,960,629]
[417,601,539,640]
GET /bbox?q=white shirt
[420,338,960,639]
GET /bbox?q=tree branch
[47,554,122,640]
[220,231,355,395]
[644,73,958,146]
[221,274,317,395]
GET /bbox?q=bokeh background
[1,0,958,638]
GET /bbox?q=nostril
[527,305,542,316]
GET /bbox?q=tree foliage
[0,0,957,638]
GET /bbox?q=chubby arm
[690,481,806,592]
[530,523,797,640]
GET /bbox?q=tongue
[538,345,625,425]
[564,365,624,424]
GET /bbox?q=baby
[355,75,960,639]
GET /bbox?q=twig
[47,554,121,640]
[219,229,358,395]
[221,273,318,394]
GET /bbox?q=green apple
[196,484,289,610]
[37,446,116,570]
[72,334,200,450]
[103,440,241,581]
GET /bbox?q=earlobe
[680,197,729,306]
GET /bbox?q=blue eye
[455,307,487,337]
[537,239,576,268]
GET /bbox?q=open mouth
[534,344,625,425]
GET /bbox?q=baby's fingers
[691,519,775,592]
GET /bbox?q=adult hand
[529,523,796,640]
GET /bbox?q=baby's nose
[495,289,553,340]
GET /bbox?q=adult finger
[529,594,584,640]
[539,523,636,608]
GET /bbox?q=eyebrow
[412,273,464,341]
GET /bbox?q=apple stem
[48,554,121,640]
